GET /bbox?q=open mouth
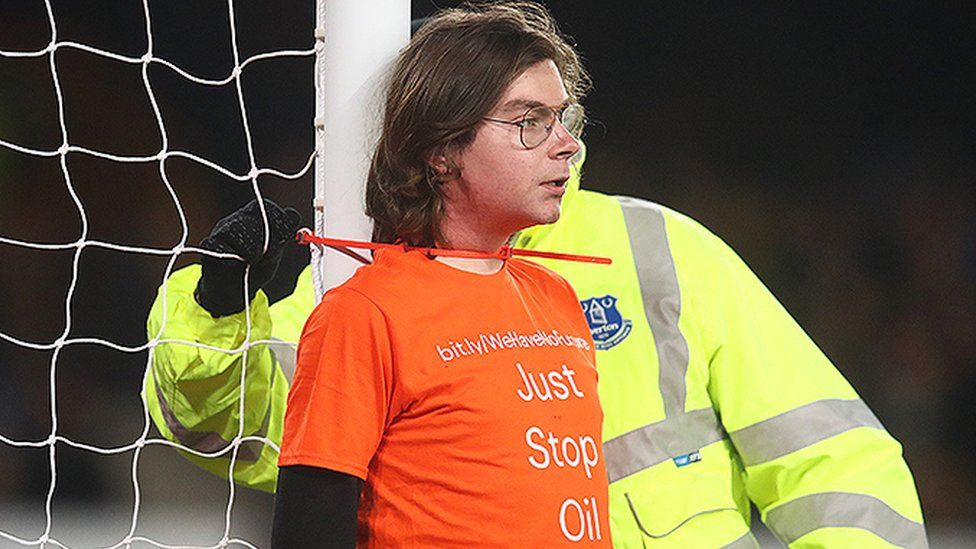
[542,177,569,188]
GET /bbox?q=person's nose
[548,120,580,160]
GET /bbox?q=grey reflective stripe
[730,398,885,467]
[153,370,263,462]
[766,492,928,549]
[721,531,760,549]
[617,197,689,418]
[268,337,297,383]
[608,197,717,483]
[604,408,727,483]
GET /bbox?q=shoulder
[508,258,579,301]
[304,284,387,337]
[558,189,717,251]
[607,194,707,237]
[571,191,754,293]
[588,193,735,261]
[304,250,429,325]
[297,284,396,370]
[324,253,412,309]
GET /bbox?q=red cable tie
[296,229,611,265]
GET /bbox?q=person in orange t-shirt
[283,247,606,547]
[271,2,611,547]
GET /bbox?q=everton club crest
[581,295,633,351]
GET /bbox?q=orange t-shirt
[280,247,610,547]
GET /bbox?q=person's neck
[434,225,511,275]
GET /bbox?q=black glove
[195,198,302,317]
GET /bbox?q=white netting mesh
[0,1,314,547]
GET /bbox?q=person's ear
[426,153,459,181]
[430,156,450,176]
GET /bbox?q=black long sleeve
[271,465,364,548]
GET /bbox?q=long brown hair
[365,1,589,246]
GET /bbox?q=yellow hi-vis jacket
[145,158,926,548]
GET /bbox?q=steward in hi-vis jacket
[145,151,926,547]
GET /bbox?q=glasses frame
[483,103,584,149]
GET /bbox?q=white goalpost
[312,0,409,297]
[0,1,406,547]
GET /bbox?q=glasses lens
[561,104,585,137]
[520,106,557,148]
[518,104,585,148]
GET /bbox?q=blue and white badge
[581,295,633,351]
[673,451,702,468]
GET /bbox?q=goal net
[0,2,319,547]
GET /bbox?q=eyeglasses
[483,103,585,149]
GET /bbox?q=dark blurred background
[0,1,973,546]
